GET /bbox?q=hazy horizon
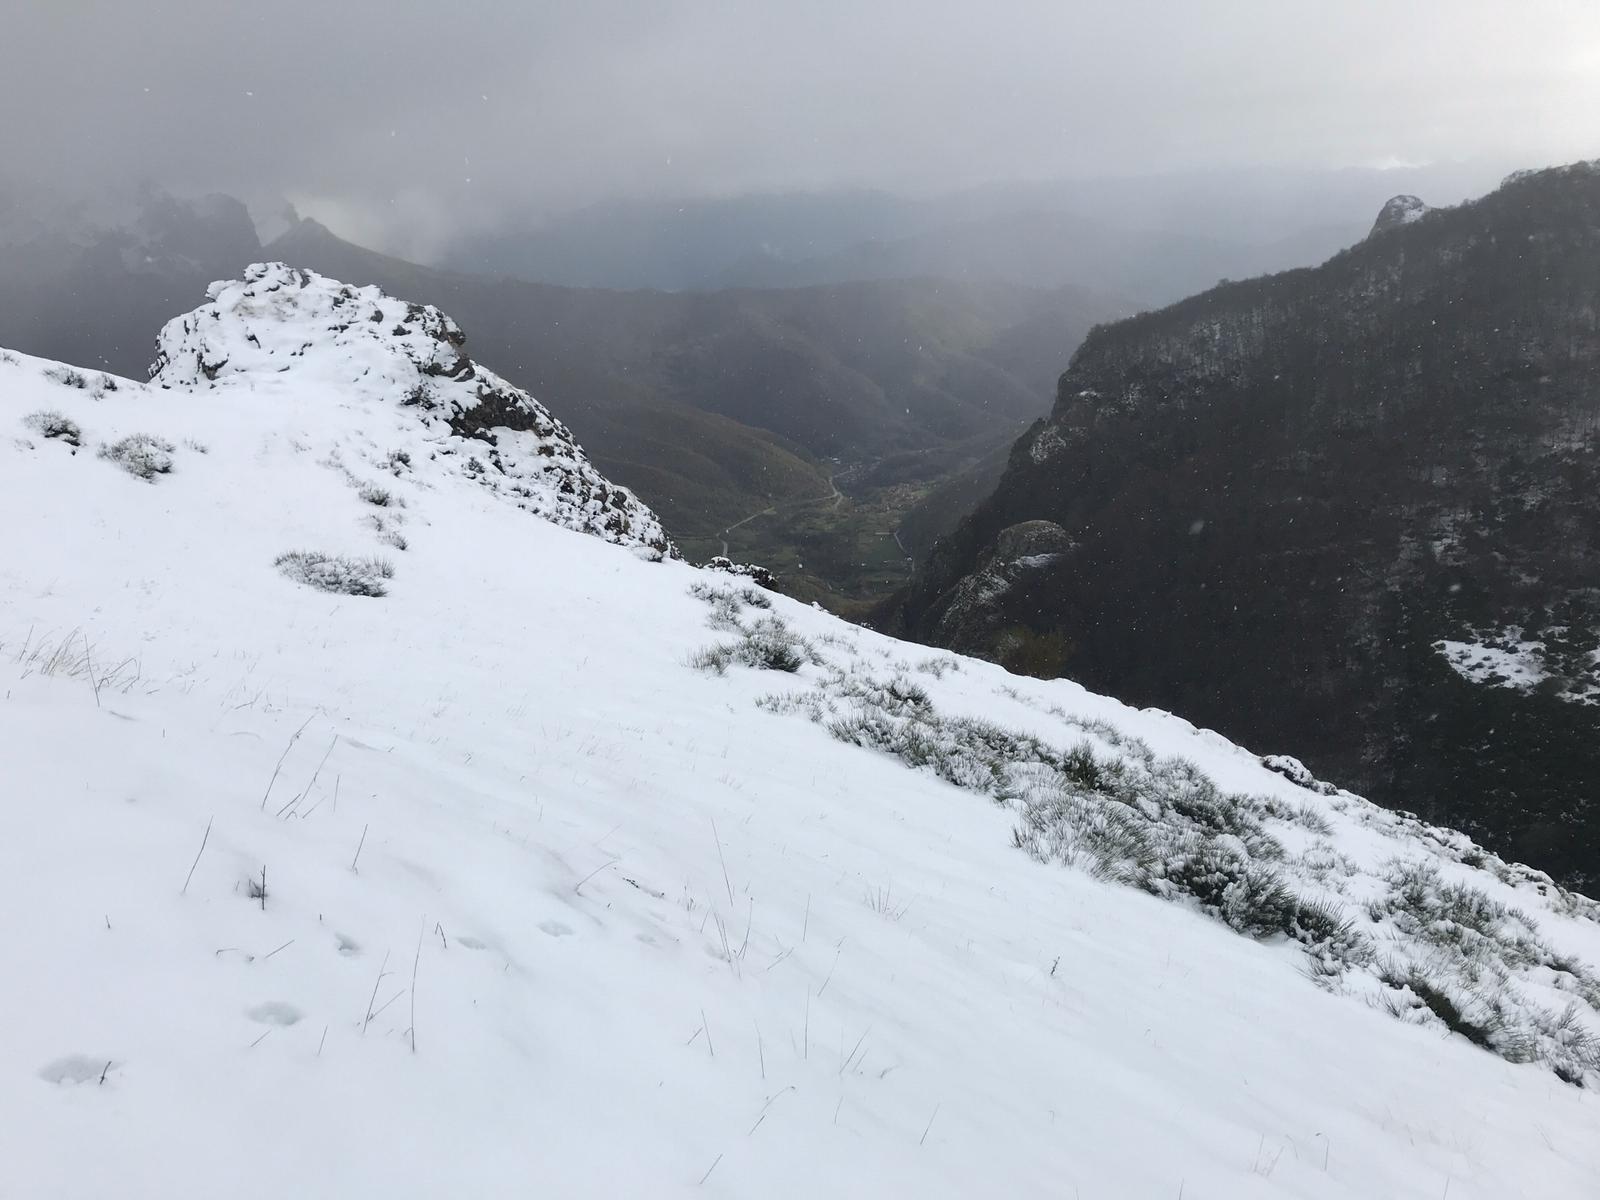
[3,1,1597,258]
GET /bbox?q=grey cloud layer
[4,0,1597,230]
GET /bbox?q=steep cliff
[891,161,1600,887]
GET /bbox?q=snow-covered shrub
[99,434,175,480]
[1293,840,1360,890]
[1362,860,1600,1080]
[739,618,809,671]
[686,584,811,672]
[1378,960,1508,1052]
[689,580,771,630]
[274,551,394,597]
[23,410,82,447]
[1532,1005,1600,1086]
[358,483,395,507]
[1369,861,1551,970]
[829,708,1049,796]
[686,644,735,675]
[42,365,89,389]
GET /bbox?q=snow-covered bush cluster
[41,365,118,396]
[686,581,819,674]
[274,551,394,597]
[690,579,771,627]
[98,433,175,480]
[41,365,89,389]
[1367,860,1600,1084]
[688,580,1600,1086]
[22,409,82,447]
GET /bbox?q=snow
[1434,626,1600,705]
[148,262,672,556]
[1436,633,1547,691]
[3,281,1599,1198]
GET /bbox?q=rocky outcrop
[920,520,1074,656]
[1368,194,1430,236]
[150,263,674,556]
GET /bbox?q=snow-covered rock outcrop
[1369,193,1431,236]
[150,262,672,556]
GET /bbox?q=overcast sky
[4,0,1598,245]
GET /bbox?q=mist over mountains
[439,161,1510,298]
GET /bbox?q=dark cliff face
[890,161,1600,889]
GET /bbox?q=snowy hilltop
[149,262,673,557]
[2,275,1599,1198]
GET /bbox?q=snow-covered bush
[358,483,395,507]
[690,617,814,674]
[23,410,82,447]
[690,581,770,631]
[99,434,175,480]
[739,618,810,671]
[686,584,811,673]
[1358,860,1600,1080]
[274,551,394,597]
[42,365,88,389]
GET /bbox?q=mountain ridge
[887,159,1600,888]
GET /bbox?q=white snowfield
[2,277,1598,1199]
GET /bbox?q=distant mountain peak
[269,215,340,248]
[1369,193,1430,236]
[150,262,674,556]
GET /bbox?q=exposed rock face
[150,263,674,556]
[1369,194,1430,236]
[917,519,1074,660]
[889,161,1600,888]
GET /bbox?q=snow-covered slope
[2,286,1598,1198]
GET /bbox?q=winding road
[718,473,842,557]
